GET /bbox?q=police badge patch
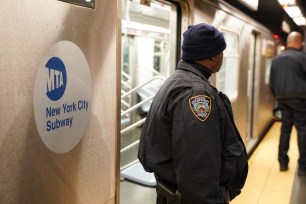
[189,95,211,122]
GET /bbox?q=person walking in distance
[270,31,306,176]
[138,23,248,204]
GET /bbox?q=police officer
[138,23,248,204]
[270,31,306,176]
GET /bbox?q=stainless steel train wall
[177,0,276,153]
[0,1,120,204]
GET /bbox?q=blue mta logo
[45,57,67,101]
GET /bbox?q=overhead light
[278,0,306,26]
[293,16,306,25]
[278,0,296,6]
[236,0,259,11]
[282,21,291,33]
[284,6,302,18]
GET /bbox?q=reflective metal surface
[193,0,275,151]
[58,0,95,8]
[0,0,118,203]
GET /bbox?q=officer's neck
[187,61,212,79]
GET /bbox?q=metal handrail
[120,159,139,171]
[120,76,166,171]
[121,80,131,89]
[120,139,140,153]
[121,76,165,99]
[122,70,130,79]
[120,117,146,134]
[121,100,130,109]
[120,76,165,133]
[121,95,154,116]
[137,87,157,99]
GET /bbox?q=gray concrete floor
[120,180,156,204]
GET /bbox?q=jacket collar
[285,47,303,52]
[176,61,211,81]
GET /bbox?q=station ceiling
[224,0,306,44]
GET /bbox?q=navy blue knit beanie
[181,23,226,61]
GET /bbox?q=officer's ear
[210,56,217,62]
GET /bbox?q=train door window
[216,29,240,101]
[264,40,275,85]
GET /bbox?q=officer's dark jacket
[270,48,306,99]
[138,61,248,204]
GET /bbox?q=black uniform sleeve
[168,89,224,204]
[218,92,248,200]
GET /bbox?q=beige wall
[0,1,119,203]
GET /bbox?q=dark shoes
[279,163,306,175]
[298,169,306,176]
[280,164,288,171]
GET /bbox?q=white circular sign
[34,41,92,154]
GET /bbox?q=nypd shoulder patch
[189,95,211,122]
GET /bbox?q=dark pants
[155,174,229,204]
[156,192,185,204]
[156,193,168,204]
[156,188,229,204]
[278,99,306,170]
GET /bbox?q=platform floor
[232,122,300,204]
[120,122,306,203]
